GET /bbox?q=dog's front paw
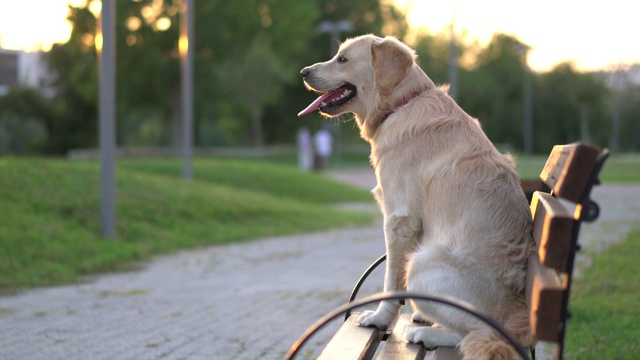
[406,327,438,350]
[357,309,394,330]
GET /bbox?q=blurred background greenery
[1,0,639,290]
[0,0,638,156]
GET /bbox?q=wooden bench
[287,143,609,360]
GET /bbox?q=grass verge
[564,229,640,358]
[514,153,640,183]
[0,157,375,290]
[263,150,640,183]
[118,157,373,204]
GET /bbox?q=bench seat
[318,313,461,360]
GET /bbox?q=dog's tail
[459,328,517,360]
[459,298,533,359]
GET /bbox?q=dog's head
[298,35,435,138]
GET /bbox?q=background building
[0,47,53,97]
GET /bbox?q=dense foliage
[0,0,637,154]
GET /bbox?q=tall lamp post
[517,44,533,155]
[318,20,353,57]
[610,66,624,153]
[180,0,194,180]
[448,5,458,101]
[317,20,353,167]
[97,0,116,239]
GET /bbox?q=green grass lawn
[264,149,640,183]
[514,153,640,183]
[1,150,638,292]
[0,157,375,290]
[564,230,640,358]
[118,157,373,204]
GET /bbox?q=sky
[395,0,639,72]
[0,0,78,52]
[0,0,637,72]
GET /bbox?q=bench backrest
[525,143,608,358]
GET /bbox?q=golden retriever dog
[298,34,535,359]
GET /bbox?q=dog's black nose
[300,67,311,78]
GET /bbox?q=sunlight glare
[126,34,138,46]
[0,1,72,51]
[68,0,87,7]
[179,35,188,57]
[126,17,142,32]
[141,6,157,24]
[88,0,102,17]
[95,32,103,53]
[0,0,637,72]
[392,0,640,72]
[155,17,172,32]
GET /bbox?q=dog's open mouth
[298,83,357,117]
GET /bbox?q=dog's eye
[337,55,348,64]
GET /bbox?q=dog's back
[374,85,535,355]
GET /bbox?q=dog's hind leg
[358,214,422,330]
[405,242,500,341]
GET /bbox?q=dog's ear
[371,37,414,95]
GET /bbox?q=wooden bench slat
[376,314,427,360]
[530,191,576,272]
[525,253,564,342]
[540,143,599,203]
[520,179,549,202]
[318,313,385,360]
[432,346,463,360]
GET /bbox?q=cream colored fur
[301,34,536,359]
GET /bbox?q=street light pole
[180,0,194,180]
[610,66,624,153]
[317,20,353,168]
[448,20,458,101]
[318,20,353,56]
[448,1,458,101]
[98,0,116,239]
[517,44,533,155]
[523,55,533,155]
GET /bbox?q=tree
[46,4,99,152]
[192,0,320,146]
[46,0,325,148]
[412,31,616,153]
[411,31,450,85]
[216,35,290,147]
[535,63,610,152]
[0,87,53,153]
[620,84,640,151]
[263,0,409,145]
[609,67,640,152]
[43,1,628,155]
[40,0,413,152]
[114,0,181,146]
[469,34,529,148]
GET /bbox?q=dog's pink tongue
[298,93,331,117]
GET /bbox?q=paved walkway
[1,168,638,360]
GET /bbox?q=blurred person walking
[313,127,333,171]
[297,126,314,170]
